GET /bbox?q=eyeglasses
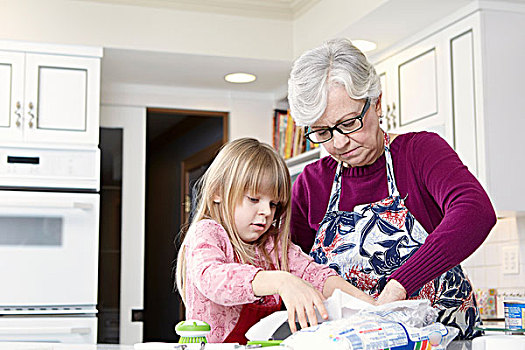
[305,98,371,144]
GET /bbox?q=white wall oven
[0,146,99,343]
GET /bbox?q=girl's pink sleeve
[286,242,338,292]
[186,220,262,306]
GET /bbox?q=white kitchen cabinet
[441,14,482,180]
[375,29,451,144]
[0,42,101,147]
[373,3,525,212]
[439,8,525,212]
[0,51,24,142]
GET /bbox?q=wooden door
[181,140,223,227]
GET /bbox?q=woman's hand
[376,279,407,305]
[252,270,328,332]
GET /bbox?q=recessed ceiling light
[224,72,256,84]
[352,39,377,53]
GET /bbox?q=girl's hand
[252,270,328,332]
[276,273,328,332]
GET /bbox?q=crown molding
[76,0,321,20]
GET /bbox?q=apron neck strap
[326,132,400,212]
[326,161,344,212]
[383,132,400,197]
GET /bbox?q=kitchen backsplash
[463,215,525,318]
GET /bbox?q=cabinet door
[389,34,452,143]
[0,51,24,142]
[441,15,483,182]
[24,54,100,146]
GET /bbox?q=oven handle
[3,201,94,211]
[0,326,91,335]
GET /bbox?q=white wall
[1,0,292,61]
[229,92,274,142]
[463,216,525,317]
[101,82,275,143]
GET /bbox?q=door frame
[100,105,146,345]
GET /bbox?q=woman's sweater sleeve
[390,133,496,296]
[186,220,261,306]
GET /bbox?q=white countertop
[0,343,240,350]
[1,337,524,350]
[0,344,134,350]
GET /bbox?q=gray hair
[287,38,381,126]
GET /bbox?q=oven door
[0,190,99,307]
[0,316,97,343]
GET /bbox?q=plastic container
[504,298,525,331]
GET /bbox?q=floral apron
[309,133,482,340]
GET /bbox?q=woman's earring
[379,116,383,124]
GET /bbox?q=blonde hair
[176,138,292,302]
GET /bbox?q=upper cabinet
[374,24,452,144]
[0,42,101,147]
[372,3,525,212]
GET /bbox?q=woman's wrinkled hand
[277,272,328,333]
[376,279,407,305]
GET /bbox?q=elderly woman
[287,38,496,339]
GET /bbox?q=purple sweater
[291,132,496,296]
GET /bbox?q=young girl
[176,138,374,344]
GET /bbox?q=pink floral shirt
[182,219,337,343]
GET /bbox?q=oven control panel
[0,146,100,191]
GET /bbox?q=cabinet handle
[391,102,397,128]
[27,101,35,128]
[14,101,22,127]
[383,104,391,130]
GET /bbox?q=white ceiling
[95,0,319,96]
[98,0,525,97]
[101,48,292,94]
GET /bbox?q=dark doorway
[98,127,123,344]
[144,108,227,341]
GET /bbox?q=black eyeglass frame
[304,98,371,144]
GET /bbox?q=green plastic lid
[246,340,283,347]
[175,320,211,332]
